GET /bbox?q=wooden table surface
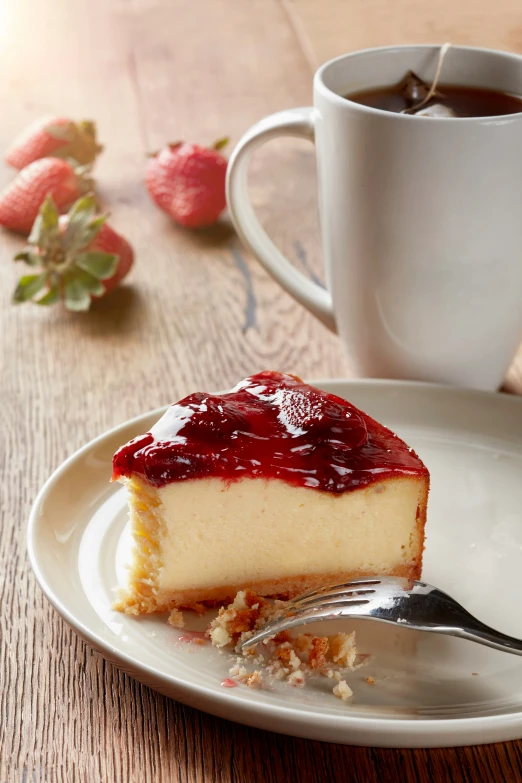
[1,0,522,780]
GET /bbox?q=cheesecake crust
[116,559,423,614]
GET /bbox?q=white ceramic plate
[28,380,522,748]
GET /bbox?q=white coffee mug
[226,45,522,391]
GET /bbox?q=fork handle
[439,623,522,656]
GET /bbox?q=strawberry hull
[13,196,133,310]
[5,116,102,170]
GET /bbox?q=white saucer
[27,380,522,747]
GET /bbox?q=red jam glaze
[221,678,238,688]
[112,371,428,493]
[178,631,207,644]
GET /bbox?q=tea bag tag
[414,103,457,117]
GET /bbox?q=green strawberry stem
[12,195,118,312]
[213,137,229,151]
[46,120,103,166]
[147,137,230,157]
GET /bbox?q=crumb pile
[199,590,365,700]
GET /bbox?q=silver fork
[240,577,522,655]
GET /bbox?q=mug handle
[226,107,337,333]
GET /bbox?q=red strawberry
[79,220,133,296]
[0,158,90,235]
[145,139,228,228]
[5,117,103,169]
[12,195,133,311]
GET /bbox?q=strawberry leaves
[12,195,119,311]
[74,269,106,296]
[63,195,108,251]
[28,194,60,246]
[46,120,103,166]
[14,250,41,267]
[213,137,229,151]
[63,271,92,311]
[76,251,118,279]
[13,272,49,303]
[35,285,60,306]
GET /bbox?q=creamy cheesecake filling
[116,474,426,614]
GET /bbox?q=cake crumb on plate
[204,590,366,700]
[329,632,357,667]
[287,670,305,687]
[167,609,185,629]
[333,680,353,700]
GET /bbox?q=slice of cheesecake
[112,372,429,614]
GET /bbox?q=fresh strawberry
[5,117,103,169]
[0,158,91,235]
[12,195,133,311]
[145,138,228,228]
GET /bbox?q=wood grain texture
[0,0,521,780]
[282,0,522,71]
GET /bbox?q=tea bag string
[402,43,452,114]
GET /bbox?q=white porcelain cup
[226,45,522,390]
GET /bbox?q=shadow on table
[80,285,144,335]
[158,214,237,249]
